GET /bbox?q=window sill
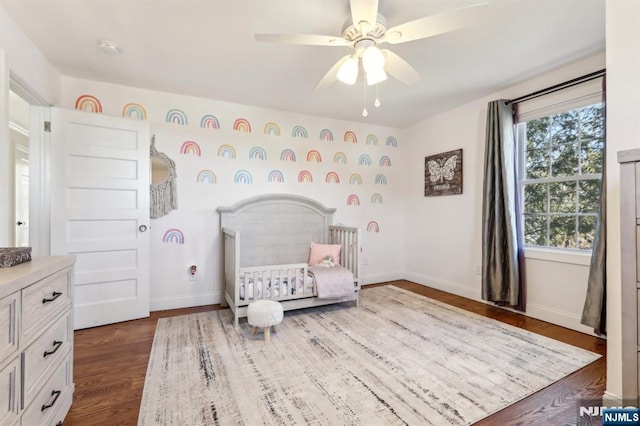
[524,246,592,266]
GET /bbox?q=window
[516,85,604,251]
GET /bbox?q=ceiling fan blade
[381,50,421,85]
[314,55,351,92]
[350,0,379,34]
[255,33,348,47]
[383,3,488,45]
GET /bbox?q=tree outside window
[518,103,604,250]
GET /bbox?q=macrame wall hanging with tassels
[150,135,178,218]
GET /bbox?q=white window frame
[514,78,604,262]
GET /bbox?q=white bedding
[239,269,315,300]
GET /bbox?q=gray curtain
[581,80,607,335]
[481,100,523,309]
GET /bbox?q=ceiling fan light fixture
[362,46,385,72]
[366,68,387,86]
[337,55,359,85]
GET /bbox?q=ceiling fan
[255,0,488,91]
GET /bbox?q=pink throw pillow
[308,242,341,266]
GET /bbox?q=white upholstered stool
[247,300,284,342]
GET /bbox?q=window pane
[549,181,577,213]
[524,214,547,246]
[578,215,597,249]
[578,180,601,213]
[551,111,579,144]
[580,104,604,139]
[524,183,547,213]
[551,142,579,177]
[549,215,577,248]
[526,117,551,150]
[580,139,604,174]
[526,148,549,178]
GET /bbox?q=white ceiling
[0,0,605,128]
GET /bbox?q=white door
[14,142,29,247]
[49,107,151,329]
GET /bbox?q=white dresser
[620,148,640,406]
[0,256,75,426]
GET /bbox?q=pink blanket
[309,265,355,299]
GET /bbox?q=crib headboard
[217,194,336,267]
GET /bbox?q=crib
[217,194,361,326]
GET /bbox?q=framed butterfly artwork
[424,148,463,196]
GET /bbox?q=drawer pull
[43,340,63,358]
[41,389,61,412]
[42,291,62,304]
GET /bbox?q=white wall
[60,76,405,310]
[402,52,605,335]
[0,6,61,246]
[603,0,640,406]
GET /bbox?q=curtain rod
[506,68,606,105]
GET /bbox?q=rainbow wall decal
[379,155,392,167]
[359,154,372,166]
[280,149,296,162]
[162,228,185,244]
[371,193,384,204]
[298,170,313,183]
[234,170,253,184]
[333,152,348,164]
[200,114,220,130]
[249,146,268,160]
[166,109,188,125]
[267,170,285,183]
[122,102,147,120]
[367,221,380,233]
[319,129,334,141]
[344,131,358,143]
[180,141,201,156]
[325,172,340,183]
[233,118,252,133]
[386,136,398,148]
[306,150,322,163]
[349,173,362,185]
[264,122,281,136]
[197,170,217,184]
[347,194,360,206]
[292,125,308,139]
[375,173,388,185]
[217,144,237,159]
[75,95,102,113]
[366,134,378,145]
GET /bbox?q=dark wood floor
[63,281,606,425]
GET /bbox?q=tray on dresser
[0,247,32,268]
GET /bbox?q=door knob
[16,221,25,226]
[139,225,148,232]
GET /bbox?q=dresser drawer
[0,357,20,426]
[22,268,71,345]
[0,292,19,365]
[22,312,72,408]
[21,354,72,426]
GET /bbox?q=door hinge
[44,121,51,132]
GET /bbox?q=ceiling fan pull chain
[362,76,368,117]
[375,84,381,108]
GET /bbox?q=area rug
[138,285,600,425]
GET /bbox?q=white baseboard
[404,272,480,300]
[151,292,220,312]
[361,272,404,286]
[603,391,623,407]
[403,271,600,337]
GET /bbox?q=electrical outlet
[363,258,368,266]
[475,266,481,275]
[189,265,198,281]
